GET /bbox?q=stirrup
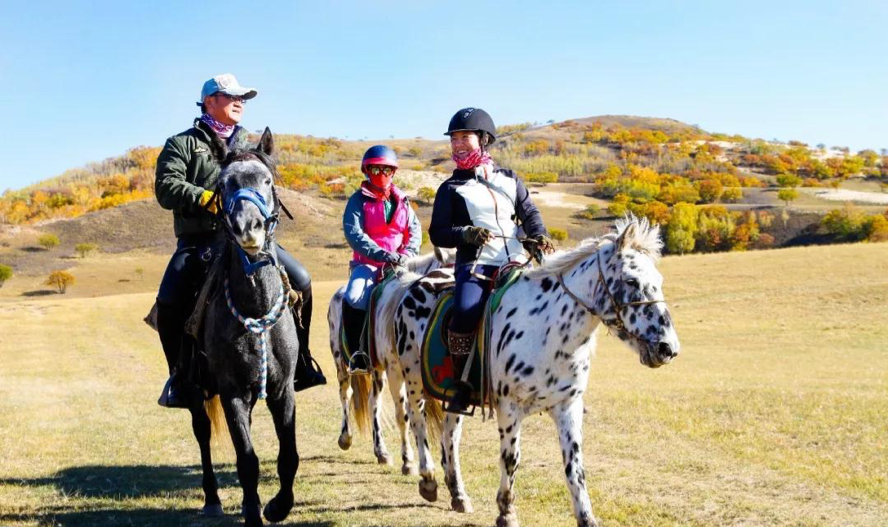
[443,381,475,417]
[347,351,372,375]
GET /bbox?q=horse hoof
[338,434,352,451]
[577,513,599,527]
[451,496,474,513]
[496,513,519,527]
[402,463,417,476]
[263,494,294,523]
[377,453,393,466]
[418,479,438,502]
[200,503,224,517]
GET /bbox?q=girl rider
[429,107,555,414]
[342,145,422,373]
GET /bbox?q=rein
[556,244,664,335]
[224,275,289,399]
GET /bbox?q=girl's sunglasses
[366,165,396,176]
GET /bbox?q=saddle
[338,271,399,372]
[420,268,522,410]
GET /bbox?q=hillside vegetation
[2,115,887,256]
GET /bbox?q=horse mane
[525,215,661,278]
[404,252,439,273]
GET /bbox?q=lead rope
[224,276,288,399]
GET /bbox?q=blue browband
[224,187,279,275]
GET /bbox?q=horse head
[597,216,680,368]
[218,128,279,259]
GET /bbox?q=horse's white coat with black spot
[327,249,455,473]
[391,217,680,527]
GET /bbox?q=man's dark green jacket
[155,119,249,237]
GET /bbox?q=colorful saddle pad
[420,268,522,407]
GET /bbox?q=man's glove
[462,226,494,246]
[199,190,219,214]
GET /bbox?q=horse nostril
[658,342,674,357]
[250,218,263,232]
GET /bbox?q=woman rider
[342,145,422,373]
[154,74,325,407]
[429,107,555,414]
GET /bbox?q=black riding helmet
[445,107,496,146]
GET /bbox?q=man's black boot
[293,287,327,392]
[156,301,193,409]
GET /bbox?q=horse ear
[617,221,637,251]
[258,127,274,156]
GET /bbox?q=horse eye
[626,278,640,288]
[264,178,271,186]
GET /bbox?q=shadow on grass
[21,289,56,297]
[19,246,45,253]
[0,506,338,527]
[0,464,237,500]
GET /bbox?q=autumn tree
[416,187,436,204]
[0,264,12,288]
[75,243,98,258]
[45,270,75,294]
[777,188,798,206]
[665,202,698,254]
[38,233,60,251]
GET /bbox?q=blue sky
[2,0,886,190]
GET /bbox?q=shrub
[865,214,888,242]
[135,267,145,281]
[525,172,558,184]
[417,187,436,203]
[75,243,98,258]
[549,228,568,242]
[776,173,803,188]
[721,187,743,203]
[822,206,866,239]
[45,270,75,294]
[777,188,799,206]
[696,179,723,203]
[577,204,600,220]
[38,233,60,251]
[0,264,12,288]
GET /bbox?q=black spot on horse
[505,354,516,373]
[415,306,431,319]
[412,288,427,304]
[541,277,554,292]
[506,307,518,319]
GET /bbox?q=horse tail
[204,395,229,446]
[424,397,444,444]
[350,374,372,434]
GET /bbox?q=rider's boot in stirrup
[156,301,192,409]
[445,330,476,416]
[342,301,370,374]
[292,288,327,392]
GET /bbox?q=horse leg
[405,390,437,502]
[495,401,524,527]
[370,370,393,465]
[221,394,263,527]
[442,413,472,513]
[385,361,416,475]
[190,402,223,516]
[337,366,353,450]
[262,390,298,523]
[551,399,597,527]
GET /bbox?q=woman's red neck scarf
[361,179,392,200]
[452,147,492,170]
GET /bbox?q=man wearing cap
[154,73,326,408]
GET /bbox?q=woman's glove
[386,252,408,267]
[462,226,494,246]
[523,234,556,256]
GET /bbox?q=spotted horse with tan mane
[380,216,681,527]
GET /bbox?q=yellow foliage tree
[45,270,75,294]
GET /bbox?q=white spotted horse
[389,217,681,527]
[326,247,455,474]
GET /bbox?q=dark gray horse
[186,128,299,527]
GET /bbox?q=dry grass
[0,242,887,526]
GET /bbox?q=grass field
[1,242,887,526]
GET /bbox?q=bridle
[216,153,283,275]
[555,244,665,335]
